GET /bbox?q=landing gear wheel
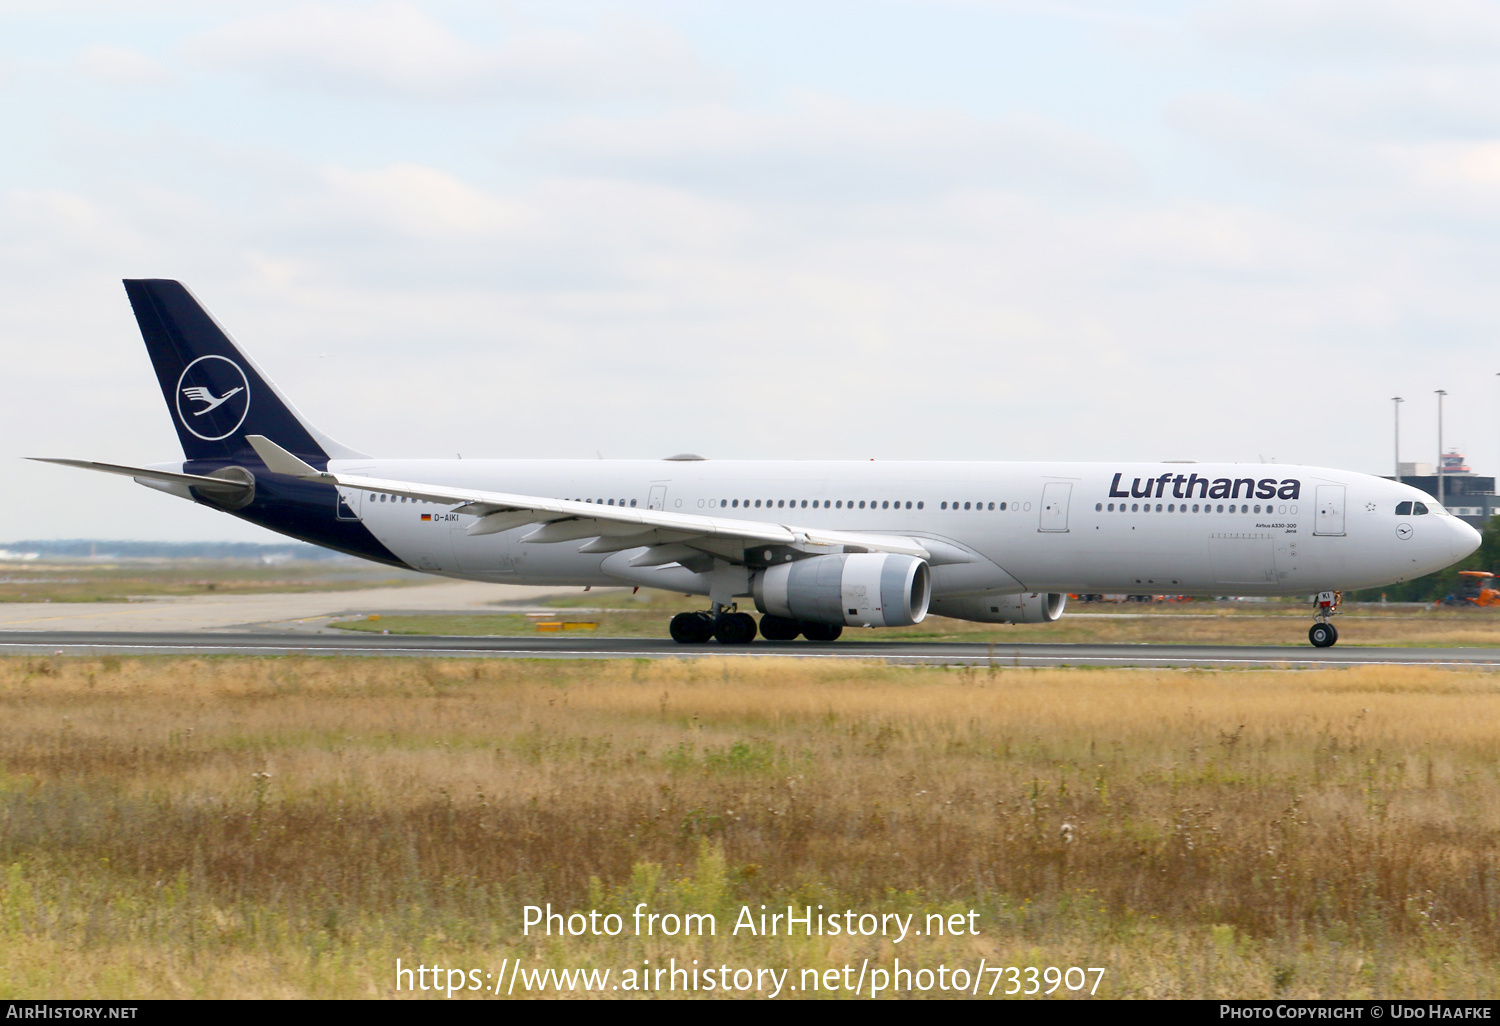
[670,611,714,644]
[714,612,758,645]
[1309,622,1338,648]
[800,622,843,642]
[758,614,801,641]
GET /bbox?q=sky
[4,0,1500,542]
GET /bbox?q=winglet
[246,435,326,479]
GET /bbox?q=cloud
[75,44,174,87]
[316,163,525,240]
[1284,69,1500,142]
[1200,0,1500,60]
[537,97,1138,199]
[1170,92,1378,186]
[185,2,718,100]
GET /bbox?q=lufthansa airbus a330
[34,280,1480,647]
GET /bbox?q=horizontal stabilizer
[29,457,253,499]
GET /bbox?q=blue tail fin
[123,279,364,466]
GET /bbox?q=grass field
[0,559,428,603]
[2,655,1499,998]
[336,590,1500,647]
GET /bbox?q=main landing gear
[758,614,843,643]
[1308,591,1342,648]
[668,609,844,645]
[669,608,756,645]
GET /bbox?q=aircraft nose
[1450,515,1482,560]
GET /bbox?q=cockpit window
[1395,501,1412,515]
[1413,502,1429,515]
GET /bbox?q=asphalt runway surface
[3,630,1500,668]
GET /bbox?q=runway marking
[3,636,1500,669]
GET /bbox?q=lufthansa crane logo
[175,355,251,441]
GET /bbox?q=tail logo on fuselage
[175,355,250,441]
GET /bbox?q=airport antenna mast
[1392,396,1403,483]
[1436,389,1448,509]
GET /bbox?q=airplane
[33,280,1481,648]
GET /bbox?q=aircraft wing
[245,435,930,565]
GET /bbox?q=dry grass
[0,560,426,603]
[2,655,1500,998]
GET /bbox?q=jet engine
[928,591,1067,624]
[753,552,930,628]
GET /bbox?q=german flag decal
[420,514,432,521]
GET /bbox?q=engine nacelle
[928,591,1067,624]
[753,552,931,628]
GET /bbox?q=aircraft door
[648,485,668,511]
[1314,485,1346,537]
[335,487,362,521]
[1038,482,1072,532]
[334,469,374,520]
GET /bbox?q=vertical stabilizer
[123,279,366,466]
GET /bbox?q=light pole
[1392,396,1403,482]
[1436,389,1448,509]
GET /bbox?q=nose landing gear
[1308,591,1341,648]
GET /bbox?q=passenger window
[881,501,888,509]
[777,500,784,508]
[1096,503,1103,512]
[1413,502,1428,515]
[801,500,808,508]
[630,499,637,507]
[964,502,971,510]
[858,501,866,509]
[1395,501,1412,515]
[1131,503,1138,512]
[1107,503,1114,512]
[941,502,947,509]
[1000,502,1007,511]
[1193,504,1200,512]
[917,502,924,509]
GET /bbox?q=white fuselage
[335,459,1478,598]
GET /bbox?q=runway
[3,630,1500,668]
